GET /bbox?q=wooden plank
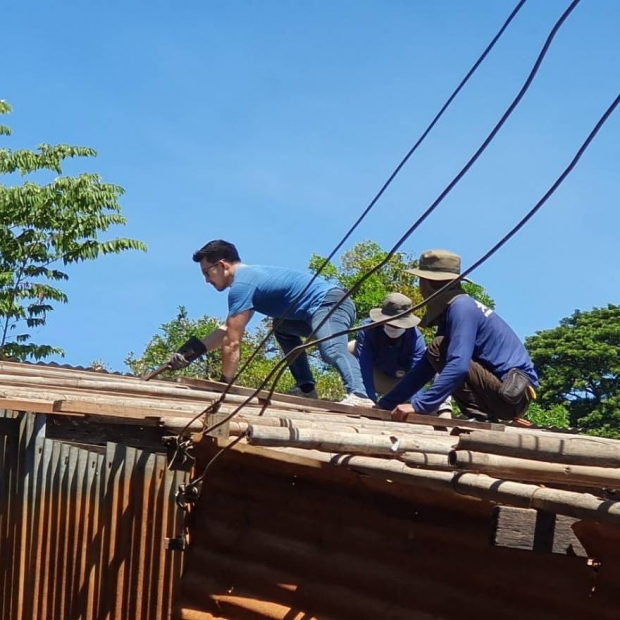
[53,399,156,419]
[52,401,163,426]
[204,413,230,439]
[490,506,586,557]
[0,397,54,414]
[45,415,168,452]
[178,378,508,429]
[404,412,505,432]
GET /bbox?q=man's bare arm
[221,310,254,381]
[201,325,227,352]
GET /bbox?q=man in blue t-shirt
[378,250,538,423]
[176,239,373,407]
[350,293,426,402]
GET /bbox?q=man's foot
[339,393,375,408]
[288,386,319,399]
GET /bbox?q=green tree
[525,305,620,437]
[309,240,494,332]
[128,241,497,401]
[126,306,346,399]
[524,402,570,429]
[0,101,146,360]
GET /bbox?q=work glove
[169,336,207,370]
[169,352,190,370]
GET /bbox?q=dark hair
[192,239,241,264]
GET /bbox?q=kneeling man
[378,250,538,424]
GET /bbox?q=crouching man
[377,250,538,424]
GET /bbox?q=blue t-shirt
[355,318,426,403]
[227,264,334,321]
[378,295,539,413]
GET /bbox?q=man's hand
[391,403,415,422]
[169,352,190,370]
[168,336,208,371]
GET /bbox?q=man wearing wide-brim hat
[349,293,427,403]
[377,250,539,424]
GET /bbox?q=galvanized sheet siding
[0,411,187,620]
[0,411,22,620]
[179,446,620,620]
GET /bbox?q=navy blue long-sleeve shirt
[355,318,426,402]
[378,296,538,412]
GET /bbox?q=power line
[202,0,580,426]
[187,89,620,492]
[170,0,577,468]
[168,0,532,459]
[223,0,528,391]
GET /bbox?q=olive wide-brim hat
[369,292,420,329]
[405,249,472,282]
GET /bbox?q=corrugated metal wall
[0,410,188,620]
[179,443,620,620]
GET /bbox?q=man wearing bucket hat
[377,250,538,424]
[350,293,427,403]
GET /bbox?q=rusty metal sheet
[177,443,620,620]
[0,411,188,620]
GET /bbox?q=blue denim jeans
[274,288,367,396]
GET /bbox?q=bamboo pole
[246,425,457,456]
[456,430,620,467]
[235,413,443,434]
[2,383,357,418]
[233,443,620,526]
[498,425,620,444]
[400,451,452,470]
[449,450,620,488]
[453,473,620,525]
[0,360,132,380]
[0,387,218,414]
[0,376,439,425]
[0,386,434,433]
[0,370,394,418]
[0,373,262,405]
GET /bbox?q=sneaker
[287,386,319,400]
[339,393,375,408]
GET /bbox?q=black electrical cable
[219,0,529,393]
[187,90,620,489]
[168,0,531,459]
[172,0,578,469]
[195,0,580,438]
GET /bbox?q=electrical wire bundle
[171,0,620,499]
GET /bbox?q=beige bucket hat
[369,292,420,329]
[405,249,472,282]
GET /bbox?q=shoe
[465,412,489,423]
[511,416,533,427]
[287,386,319,399]
[339,393,375,408]
[437,410,453,420]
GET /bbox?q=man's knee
[426,336,445,369]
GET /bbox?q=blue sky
[2,0,619,371]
